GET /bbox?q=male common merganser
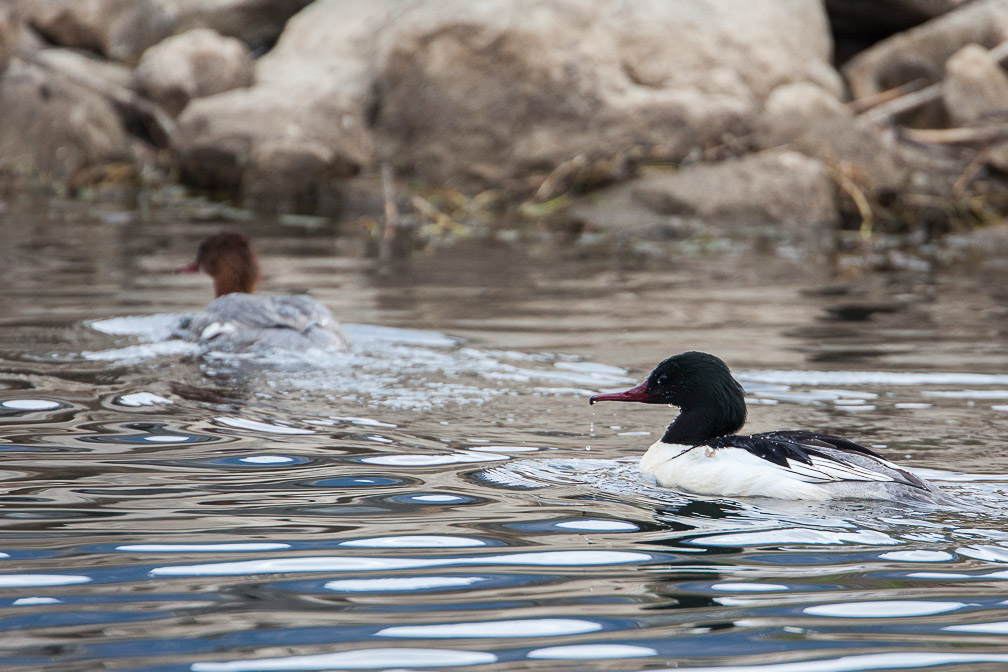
[590,351,942,501]
[176,232,349,352]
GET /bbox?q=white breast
[639,440,833,500]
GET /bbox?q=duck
[175,232,349,352]
[590,351,943,501]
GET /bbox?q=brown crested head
[179,232,263,298]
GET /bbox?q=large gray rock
[176,0,842,197]
[943,43,1008,125]
[844,0,1008,99]
[173,84,373,200]
[571,151,837,240]
[24,0,173,63]
[134,29,254,116]
[631,151,837,226]
[22,0,310,62]
[373,0,840,183]
[0,58,133,179]
[172,1,383,198]
[759,80,851,143]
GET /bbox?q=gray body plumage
[183,293,349,352]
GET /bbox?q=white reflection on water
[920,390,1008,398]
[375,617,601,638]
[116,543,291,552]
[142,435,192,443]
[879,550,954,562]
[338,535,486,548]
[239,456,296,464]
[323,576,486,592]
[646,652,1008,672]
[116,392,173,407]
[473,445,542,453]
[711,583,789,592]
[151,550,653,576]
[325,416,397,428]
[555,519,638,531]
[89,314,188,339]
[360,452,507,466]
[737,371,1008,386]
[529,644,658,659]
[909,569,1008,580]
[691,528,901,547]
[191,648,497,671]
[0,399,63,410]
[412,494,466,503]
[754,389,877,405]
[82,339,199,361]
[956,544,1008,562]
[944,620,1008,633]
[216,416,314,435]
[803,600,968,618]
[0,574,91,587]
[12,597,61,605]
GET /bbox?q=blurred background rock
[3,0,1008,254]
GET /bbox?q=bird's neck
[661,397,746,445]
[212,260,260,297]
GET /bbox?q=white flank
[637,440,893,500]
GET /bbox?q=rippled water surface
[3,199,1008,671]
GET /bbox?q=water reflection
[149,550,658,577]
[4,212,1008,670]
[191,649,500,671]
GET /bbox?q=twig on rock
[848,79,928,115]
[859,82,943,124]
[901,125,1008,145]
[826,156,874,240]
[378,161,398,264]
[859,39,1008,124]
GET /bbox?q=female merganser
[590,351,942,501]
[176,232,349,352]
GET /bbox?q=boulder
[942,43,1008,125]
[844,0,1008,100]
[134,29,254,116]
[568,184,700,241]
[22,0,310,63]
[172,1,386,199]
[631,151,837,226]
[23,0,173,63]
[0,58,134,179]
[173,85,373,202]
[176,0,842,199]
[758,81,851,143]
[372,0,841,184]
[572,150,836,240]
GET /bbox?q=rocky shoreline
[2,0,1008,243]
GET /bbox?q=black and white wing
[707,430,930,491]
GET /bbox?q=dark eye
[656,374,669,386]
